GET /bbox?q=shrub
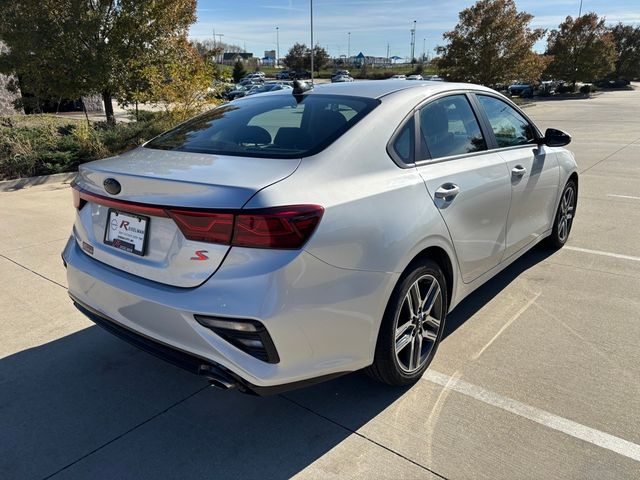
[0,112,185,180]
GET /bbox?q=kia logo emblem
[103,178,121,195]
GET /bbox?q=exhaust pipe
[199,365,238,390]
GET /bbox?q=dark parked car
[224,85,250,100]
[508,82,534,98]
[275,70,291,80]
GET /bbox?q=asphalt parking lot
[1,85,639,479]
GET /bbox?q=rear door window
[390,117,415,164]
[418,95,487,160]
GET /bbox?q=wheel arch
[405,246,455,310]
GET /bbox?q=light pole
[410,20,416,62]
[276,26,280,67]
[578,0,583,17]
[422,38,426,62]
[348,32,351,61]
[310,0,314,84]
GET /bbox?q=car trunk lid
[72,147,300,288]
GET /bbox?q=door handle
[434,183,460,200]
[512,165,527,177]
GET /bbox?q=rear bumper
[63,236,397,391]
[71,296,344,395]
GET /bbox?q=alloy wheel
[558,185,575,243]
[394,274,444,373]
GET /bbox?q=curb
[0,171,77,192]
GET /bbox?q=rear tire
[547,179,577,249]
[367,259,448,386]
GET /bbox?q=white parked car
[390,74,406,79]
[64,81,577,394]
[407,74,424,80]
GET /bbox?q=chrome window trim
[414,143,539,167]
[386,88,545,169]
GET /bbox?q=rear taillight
[233,206,323,249]
[72,185,323,250]
[169,205,323,249]
[168,210,234,244]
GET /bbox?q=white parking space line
[423,370,640,462]
[564,246,640,263]
[607,194,640,200]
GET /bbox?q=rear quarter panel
[244,92,461,298]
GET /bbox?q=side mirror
[539,128,571,147]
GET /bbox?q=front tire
[367,260,447,386]
[547,179,577,249]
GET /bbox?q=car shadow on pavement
[1,246,556,479]
[443,245,556,340]
[0,324,407,479]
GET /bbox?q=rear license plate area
[104,209,149,256]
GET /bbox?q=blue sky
[190,0,640,59]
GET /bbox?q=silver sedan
[63,80,577,394]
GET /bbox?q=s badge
[190,250,209,261]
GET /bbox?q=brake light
[72,185,323,250]
[168,210,234,244]
[233,206,324,249]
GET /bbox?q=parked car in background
[407,75,424,81]
[424,75,444,82]
[244,72,265,80]
[245,83,293,96]
[538,81,558,96]
[64,80,578,395]
[508,82,534,98]
[275,70,291,80]
[390,74,406,79]
[238,78,264,88]
[331,74,354,83]
[224,85,250,100]
[331,70,350,81]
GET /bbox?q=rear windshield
[145,94,380,159]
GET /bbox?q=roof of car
[297,79,492,99]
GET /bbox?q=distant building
[262,50,276,67]
[349,52,392,67]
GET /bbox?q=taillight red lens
[168,210,234,244]
[233,206,324,249]
[71,183,322,250]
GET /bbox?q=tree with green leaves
[283,43,309,71]
[609,23,640,81]
[311,45,330,72]
[129,37,214,122]
[436,0,546,86]
[545,14,616,85]
[0,0,199,124]
[283,43,329,72]
[232,60,247,82]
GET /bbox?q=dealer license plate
[104,209,149,256]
